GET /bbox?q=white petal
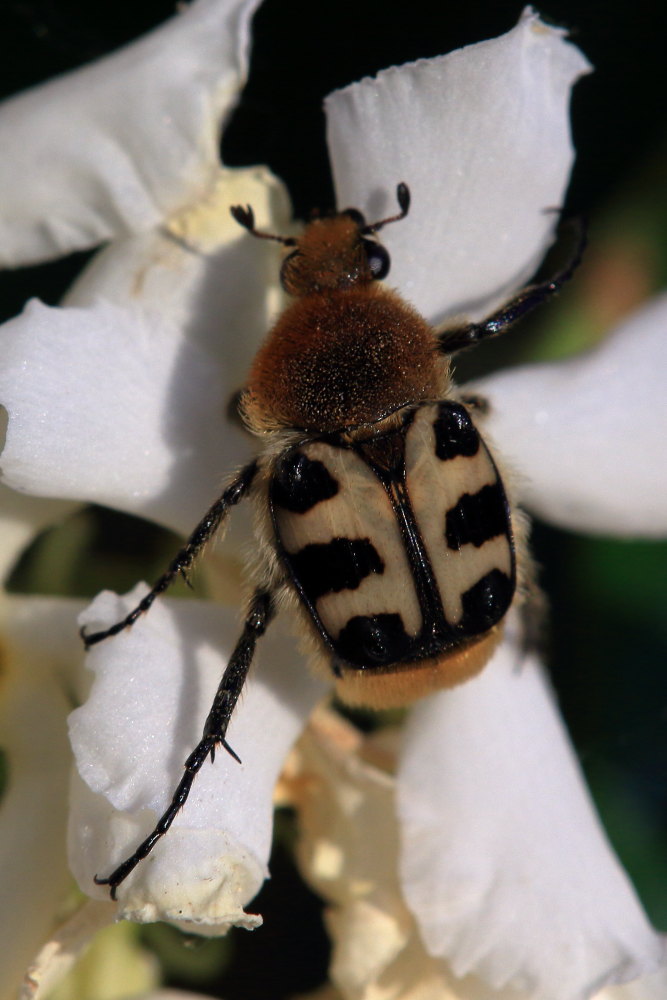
[0,298,245,535]
[0,595,86,1000]
[473,293,667,536]
[292,712,462,1000]
[0,0,259,266]
[397,624,665,1000]
[595,966,667,1000]
[63,165,289,386]
[19,901,117,1000]
[0,167,288,538]
[326,9,590,325]
[69,589,326,929]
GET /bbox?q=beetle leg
[438,219,586,354]
[80,459,259,648]
[459,392,490,414]
[93,587,275,899]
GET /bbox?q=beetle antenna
[361,183,411,235]
[230,205,297,246]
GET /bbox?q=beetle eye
[363,239,390,280]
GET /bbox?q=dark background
[2,2,666,997]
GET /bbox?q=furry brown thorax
[243,284,449,433]
[242,214,449,433]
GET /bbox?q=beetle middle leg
[81,459,259,648]
[94,586,276,899]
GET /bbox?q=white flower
[291,707,667,1000]
[0,0,261,267]
[0,4,665,1000]
[0,487,92,1000]
[0,592,91,1000]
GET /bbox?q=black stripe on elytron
[458,568,514,634]
[272,451,339,513]
[287,537,384,603]
[356,427,448,640]
[335,613,414,668]
[445,482,509,551]
[433,401,480,460]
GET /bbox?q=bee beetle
[84,183,583,897]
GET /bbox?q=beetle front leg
[438,219,586,354]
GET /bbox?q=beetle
[83,183,583,897]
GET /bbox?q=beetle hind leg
[94,587,276,899]
[459,392,490,414]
